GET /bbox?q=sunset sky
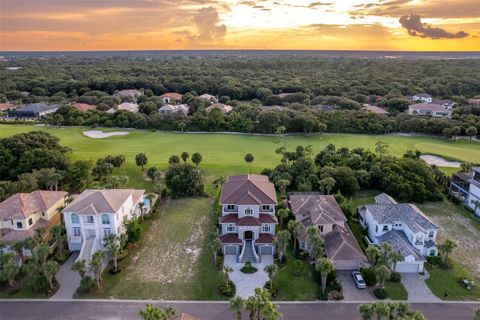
[1,0,479,51]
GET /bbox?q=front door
[86,229,96,239]
[244,230,253,240]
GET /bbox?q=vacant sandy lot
[83,130,130,138]
[418,200,480,277]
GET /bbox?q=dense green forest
[1,56,479,135]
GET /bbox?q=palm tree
[135,152,148,171]
[389,251,404,272]
[209,238,222,266]
[32,243,51,265]
[306,225,320,243]
[358,303,375,320]
[275,230,291,263]
[264,264,277,290]
[34,227,47,244]
[316,257,335,294]
[11,241,25,263]
[366,245,381,267]
[163,306,177,320]
[71,259,87,278]
[319,177,335,195]
[375,265,391,290]
[1,254,19,290]
[139,304,162,320]
[229,296,245,320]
[276,208,289,227]
[287,219,302,252]
[310,235,325,264]
[379,242,392,266]
[224,266,234,290]
[373,302,390,320]
[104,234,121,272]
[244,153,254,174]
[90,251,105,289]
[153,171,162,184]
[51,225,66,256]
[438,238,457,264]
[181,151,189,163]
[145,193,156,212]
[357,303,375,320]
[42,260,59,290]
[191,152,202,166]
[275,179,290,198]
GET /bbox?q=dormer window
[226,205,235,211]
[428,231,434,237]
[262,205,270,211]
[28,218,33,226]
[382,225,388,231]
[245,208,253,216]
[16,222,23,229]
[263,225,271,232]
[227,224,235,232]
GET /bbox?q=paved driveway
[51,252,81,300]
[224,255,273,298]
[401,270,440,302]
[336,271,375,301]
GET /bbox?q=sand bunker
[420,155,461,167]
[83,130,130,139]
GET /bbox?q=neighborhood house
[159,104,189,116]
[358,193,439,273]
[160,92,183,104]
[205,103,233,114]
[113,89,143,101]
[288,193,367,270]
[8,103,60,119]
[412,93,432,103]
[449,167,480,217]
[117,102,139,113]
[219,175,278,263]
[408,103,452,118]
[63,189,148,264]
[0,190,67,250]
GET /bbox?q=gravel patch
[83,130,130,139]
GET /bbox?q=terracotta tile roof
[0,219,49,244]
[221,175,277,205]
[63,189,145,215]
[362,104,389,115]
[220,214,238,223]
[0,103,15,111]
[220,233,242,244]
[0,191,67,220]
[72,103,96,111]
[118,102,139,113]
[259,214,278,224]
[324,224,367,261]
[160,92,183,100]
[205,103,233,114]
[237,216,261,226]
[289,193,346,227]
[256,233,276,244]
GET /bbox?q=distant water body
[1,50,479,60]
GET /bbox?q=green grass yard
[426,260,480,301]
[1,125,479,190]
[384,281,408,300]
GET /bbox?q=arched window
[101,214,110,225]
[71,213,79,224]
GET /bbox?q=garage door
[224,246,237,255]
[70,243,82,251]
[259,246,273,255]
[395,262,420,273]
[334,260,361,271]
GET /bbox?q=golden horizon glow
[1,0,479,51]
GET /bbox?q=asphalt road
[1,300,479,320]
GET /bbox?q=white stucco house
[219,175,278,263]
[63,189,148,263]
[449,167,480,217]
[159,104,189,116]
[358,193,439,273]
[412,93,432,103]
[408,103,452,118]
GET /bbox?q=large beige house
[0,190,67,245]
[289,193,367,270]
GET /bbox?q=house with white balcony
[449,167,480,217]
[358,193,439,273]
[62,189,147,264]
[219,175,278,263]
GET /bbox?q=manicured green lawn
[384,281,408,300]
[1,125,479,189]
[272,251,320,301]
[425,260,480,301]
[80,197,224,300]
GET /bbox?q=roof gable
[221,175,277,205]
